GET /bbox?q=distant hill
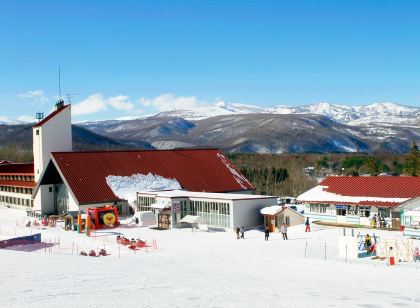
[0,124,154,151]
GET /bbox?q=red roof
[0,163,34,175]
[320,176,420,199]
[0,180,36,188]
[33,104,70,128]
[51,149,254,204]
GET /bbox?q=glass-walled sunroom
[181,199,231,228]
[137,195,156,212]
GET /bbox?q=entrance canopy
[260,205,284,216]
[180,215,201,224]
[150,203,171,210]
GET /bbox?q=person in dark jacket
[264,228,270,241]
[236,227,240,239]
[305,217,311,232]
[240,226,245,239]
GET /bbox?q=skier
[305,217,311,232]
[264,228,270,241]
[236,226,240,239]
[240,226,245,239]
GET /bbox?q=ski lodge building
[297,176,420,229]
[136,190,276,229]
[1,101,269,227]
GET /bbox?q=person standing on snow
[264,228,270,241]
[236,226,240,239]
[240,226,245,239]
[280,223,285,240]
[305,217,311,232]
[413,247,420,262]
[282,223,288,240]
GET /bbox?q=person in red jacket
[305,217,311,232]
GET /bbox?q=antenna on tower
[58,67,62,100]
[65,93,77,103]
[55,67,65,110]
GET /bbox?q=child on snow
[414,247,420,262]
[240,226,245,239]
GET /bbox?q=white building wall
[33,185,55,214]
[33,106,72,182]
[232,197,277,228]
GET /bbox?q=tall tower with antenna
[32,68,72,183]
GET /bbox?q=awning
[180,215,201,224]
[150,203,171,210]
[260,205,284,216]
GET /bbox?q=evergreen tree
[404,141,420,176]
[367,156,380,176]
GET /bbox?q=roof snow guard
[49,149,254,205]
[297,176,420,208]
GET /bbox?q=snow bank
[106,173,182,203]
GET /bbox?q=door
[158,213,171,229]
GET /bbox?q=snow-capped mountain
[156,101,420,126]
[0,116,27,125]
[158,100,264,120]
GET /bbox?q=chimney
[55,99,65,111]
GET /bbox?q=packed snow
[1,205,420,308]
[106,173,182,203]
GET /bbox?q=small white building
[297,176,420,228]
[137,190,277,229]
[260,205,305,232]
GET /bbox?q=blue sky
[0,0,420,122]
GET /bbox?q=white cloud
[72,93,135,116]
[18,90,49,104]
[107,95,135,110]
[138,93,203,111]
[17,115,37,123]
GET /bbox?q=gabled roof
[297,176,420,207]
[33,104,70,128]
[47,149,254,205]
[320,176,420,198]
[0,163,34,175]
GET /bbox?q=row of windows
[137,196,156,212]
[185,200,230,228]
[0,195,33,207]
[0,186,33,195]
[309,204,391,218]
[188,200,230,216]
[0,175,35,181]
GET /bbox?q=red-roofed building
[0,162,35,208]
[297,176,420,228]
[27,101,257,216]
[32,149,255,215]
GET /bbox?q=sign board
[335,205,347,210]
[172,201,181,213]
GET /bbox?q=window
[36,129,39,135]
[49,187,53,193]
[359,207,370,218]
